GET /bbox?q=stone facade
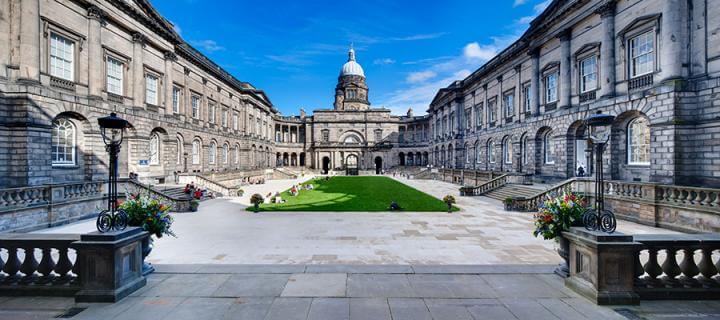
[0,0,276,189]
[426,0,720,188]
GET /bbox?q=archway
[374,156,383,174]
[299,152,306,167]
[399,152,406,166]
[346,154,359,176]
[291,153,297,166]
[322,156,331,174]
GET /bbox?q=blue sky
[151,0,552,115]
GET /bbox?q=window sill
[626,163,650,168]
[52,164,79,169]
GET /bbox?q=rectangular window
[580,56,598,93]
[503,93,514,117]
[489,100,497,123]
[475,104,483,128]
[106,56,123,95]
[233,113,238,130]
[375,130,382,142]
[208,103,216,123]
[222,109,228,127]
[545,73,558,103]
[172,87,180,113]
[465,110,472,130]
[322,130,329,142]
[249,116,254,134]
[145,74,158,105]
[191,95,200,119]
[630,31,655,78]
[523,85,531,112]
[49,33,75,81]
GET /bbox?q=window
[545,73,558,103]
[176,137,183,165]
[49,33,74,81]
[233,113,238,130]
[628,117,650,165]
[523,85,531,112]
[222,109,228,127]
[149,133,160,165]
[192,140,200,164]
[222,143,229,164]
[488,100,497,123]
[503,93,514,117]
[522,136,529,165]
[629,31,655,78]
[172,87,181,113]
[106,56,124,95]
[465,109,472,130]
[208,103,216,123]
[145,73,158,105]
[374,130,382,142]
[248,116,254,134]
[321,130,329,142]
[346,89,357,99]
[191,95,200,119]
[580,56,598,93]
[544,131,556,164]
[504,138,513,164]
[489,141,496,164]
[234,145,240,164]
[476,143,482,163]
[465,144,471,163]
[475,104,483,128]
[209,141,217,164]
[51,119,76,165]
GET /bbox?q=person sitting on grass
[389,201,402,211]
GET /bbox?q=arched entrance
[322,156,331,174]
[346,154,359,176]
[299,152,306,167]
[399,152,406,166]
[374,156,383,174]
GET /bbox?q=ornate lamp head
[98,113,129,146]
[584,111,615,144]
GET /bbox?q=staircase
[154,185,194,200]
[483,184,543,201]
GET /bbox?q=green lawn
[248,176,458,212]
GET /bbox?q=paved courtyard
[42,177,675,265]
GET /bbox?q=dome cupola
[340,46,365,77]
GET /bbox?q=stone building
[0,0,277,189]
[426,0,720,188]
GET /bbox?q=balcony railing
[629,73,654,90]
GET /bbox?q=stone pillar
[483,84,489,126]
[597,1,616,98]
[164,51,177,114]
[563,227,641,305]
[514,65,521,118]
[497,76,503,121]
[558,29,572,109]
[87,6,105,97]
[660,0,686,81]
[17,0,40,82]
[529,49,540,115]
[131,33,145,107]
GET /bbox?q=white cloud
[463,42,499,61]
[190,40,225,53]
[169,20,182,35]
[373,58,396,65]
[513,0,528,7]
[516,0,552,26]
[406,71,437,83]
[348,32,448,44]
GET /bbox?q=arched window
[52,118,76,165]
[522,136,529,165]
[176,137,183,165]
[234,144,240,164]
[192,140,201,164]
[209,141,217,164]
[149,133,160,165]
[475,142,482,163]
[222,143,229,164]
[343,135,361,144]
[465,144,471,163]
[504,138,512,164]
[544,131,555,164]
[628,117,650,165]
[488,140,496,164]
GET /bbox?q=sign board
[138,160,149,166]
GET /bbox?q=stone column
[131,33,145,107]
[660,0,686,81]
[87,6,105,97]
[17,0,40,82]
[164,51,177,114]
[529,48,540,115]
[514,65,522,118]
[597,1,616,98]
[558,29,572,109]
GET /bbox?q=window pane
[145,74,158,105]
[52,119,75,165]
[50,34,74,81]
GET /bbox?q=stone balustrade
[0,186,49,210]
[0,234,81,296]
[564,228,720,305]
[122,179,193,212]
[460,174,508,196]
[178,174,236,196]
[510,178,578,212]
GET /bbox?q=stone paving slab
[281,273,347,297]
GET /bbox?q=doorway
[346,154,359,176]
[322,156,331,174]
[374,156,383,174]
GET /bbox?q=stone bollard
[562,227,641,305]
[72,227,149,303]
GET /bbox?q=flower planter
[555,235,570,278]
[141,237,155,275]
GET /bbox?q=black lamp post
[97,113,130,233]
[582,111,617,233]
